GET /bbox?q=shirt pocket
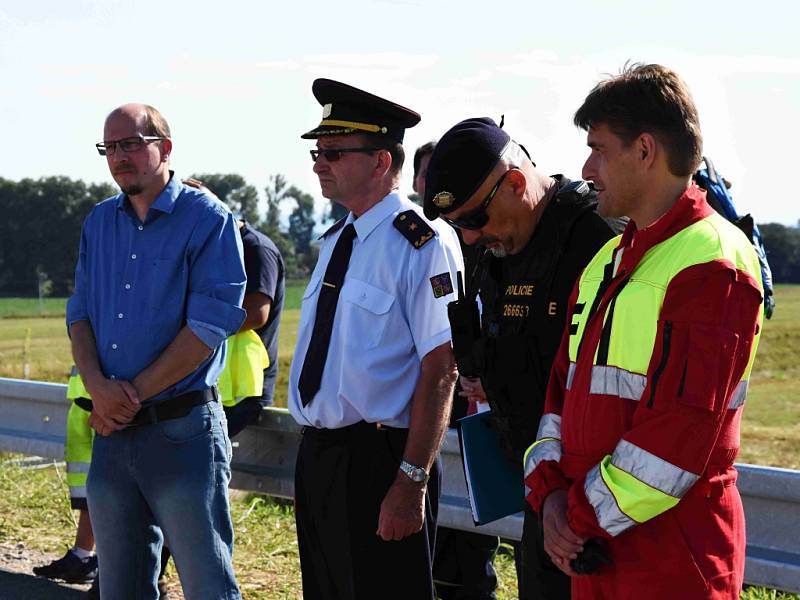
[339,278,395,349]
[148,256,187,311]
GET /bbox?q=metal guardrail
[1,377,798,593]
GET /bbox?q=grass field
[0,285,798,598]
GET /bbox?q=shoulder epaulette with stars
[393,210,436,249]
[318,216,347,240]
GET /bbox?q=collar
[349,191,404,242]
[115,171,181,215]
[617,183,714,273]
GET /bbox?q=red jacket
[525,186,763,599]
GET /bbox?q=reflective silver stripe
[66,462,90,474]
[69,485,87,499]
[525,414,563,479]
[584,463,636,537]
[728,380,748,410]
[524,439,561,479]
[612,440,699,498]
[589,365,745,410]
[536,413,561,441]
[590,365,647,401]
[566,362,577,390]
[70,365,78,377]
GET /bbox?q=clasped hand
[86,377,141,436]
[542,490,585,576]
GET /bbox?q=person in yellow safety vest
[32,366,99,594]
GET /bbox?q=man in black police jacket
[424,117,623,599]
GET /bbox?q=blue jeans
[87,400,241,600]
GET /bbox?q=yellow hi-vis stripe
[524,437,560,479]
[320,119,385,133]
[585,455,682,537]
[603,457,681,523]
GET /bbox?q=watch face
[401,461,427,483]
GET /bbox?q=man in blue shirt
[66,103,246,599]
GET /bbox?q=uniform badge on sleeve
[430,272,454,298]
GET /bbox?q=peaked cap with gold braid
[301,78,421,143]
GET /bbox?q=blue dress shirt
[66,173,246,404]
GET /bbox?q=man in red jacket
[524,63,763,599]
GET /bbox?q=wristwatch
[399,460,429,484]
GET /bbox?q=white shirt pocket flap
[341,279,395,315]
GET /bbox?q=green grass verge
[0,456,794,599]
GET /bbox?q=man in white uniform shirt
[288,78,463,600]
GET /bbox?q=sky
[1,0,798,226]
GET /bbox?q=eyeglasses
[96,135,168,157]
[441,170,512,230]
[309,148,377,163]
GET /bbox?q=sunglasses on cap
[441,170,512,230]
[309,148,378,162]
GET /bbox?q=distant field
[0,279,308,319]
[0,284,798,467]
[0,297,69,318]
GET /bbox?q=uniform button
[131,254,137,260]
[118,313,124,319]
[111,343,118,349]
[125,283,131,289]
[110,375,116,380]
[138,225,144,231]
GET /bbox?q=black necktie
[298,223,357,406]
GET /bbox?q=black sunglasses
[441,170,512,230]
[310,148,377,163]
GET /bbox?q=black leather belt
[302,420,407,438]
[74,387,218,427]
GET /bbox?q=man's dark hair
[413,141,436,179]
[574,63,702,177]
[364,133,405,176]
[142,104,171,138]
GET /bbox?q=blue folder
[457,410,526,525]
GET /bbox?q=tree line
[0,174,331,297]
[0,174,798,297]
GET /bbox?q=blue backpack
[693,156,775,318]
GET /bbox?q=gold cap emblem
[433,191,455,210]
[322,103,333,118]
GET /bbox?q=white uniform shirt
[288,192,463,429]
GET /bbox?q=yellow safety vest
[66,367,93,501]
[217,330,270,407]
[568,212,762,386]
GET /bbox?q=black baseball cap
[301,78,421,143]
